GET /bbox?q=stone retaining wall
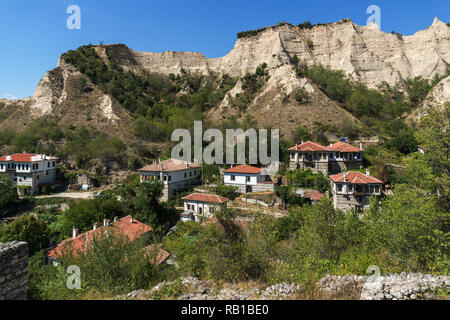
[317,273,450,300]
[0,241,28,300]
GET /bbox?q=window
[375,186,380,193]
[322,153,326,159]
[231,175,235,181]
[37,175,40,179]
[370,185,374,193]
[47,162,50,168]
[26,164,29,170]
[189,172,192,177]
[337,184,343,192]
[329,153,333,158]
[0,164,3,169]
[348,184,353,193]
[184,172,187,178]
[187,204,190,210]
[364,185,369,193]
[313,153,318,160]
[246,176,250,182]
[163,175,167,181]
[291,153,295,160]
[168,175,172,182]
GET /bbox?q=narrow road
[33,191,96,199]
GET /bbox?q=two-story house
[181,193,228,222]
[0,153,58,195]
[329,170,383,212]
[327,141,364,174]
[139,158,202,201]
[289,141,363,175]
[223,164,275,193]
[288,141,330,175]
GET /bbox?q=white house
[329,170,383,212]
[0,153,58,195]
[223,164,274,193]
[139,158,202,201]
[181,193,228,222]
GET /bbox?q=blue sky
[0,0,449,99]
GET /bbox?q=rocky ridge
[118,273,449,300]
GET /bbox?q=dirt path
[34,191,96,199]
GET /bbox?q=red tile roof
[329,142,363,152]
[143,244,170,266]
[182,193,229,204]
[289,141,329,152]
[0,153,37,162]
[304,190,325,202]
[0,153,58,162]
[47,216,152,259]
[140,158,201,172]
[289,141,363,152]
[224,164,262,174]
[330,172,383,184]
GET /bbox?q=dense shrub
[0,214,51,255]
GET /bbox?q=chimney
[186,162,189,168]
[103,218,108,227]
[366,169,370,176]
[343,171,347,182]
[114,216,118,222]
[330,143,332,147]
[296,144,298,150]
[93,223,98,230]
[301,141,304,145]
[130,216,134,224]
[360,142,363,150]
[72,227,78,238]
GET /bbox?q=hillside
[0,17,449,172]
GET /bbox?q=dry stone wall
[0,241,28,300]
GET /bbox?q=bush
[0,214,51,255]
[293,87,309,104]
[0,174,18,217]
[215,184,239,200]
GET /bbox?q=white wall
[140,167,201,185]
[224,173,258,186]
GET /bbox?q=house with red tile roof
[289,141,363,175]
[181,193,229,222]
[295,189,326,205]
[329,170,383,212]
[45,215,152,265]
[0,152,58,195]
[143,244,170,266]
[223,164,275,193]
[139,158,202,201]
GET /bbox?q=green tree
[0,214,51,255]
[0,174,18,217]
